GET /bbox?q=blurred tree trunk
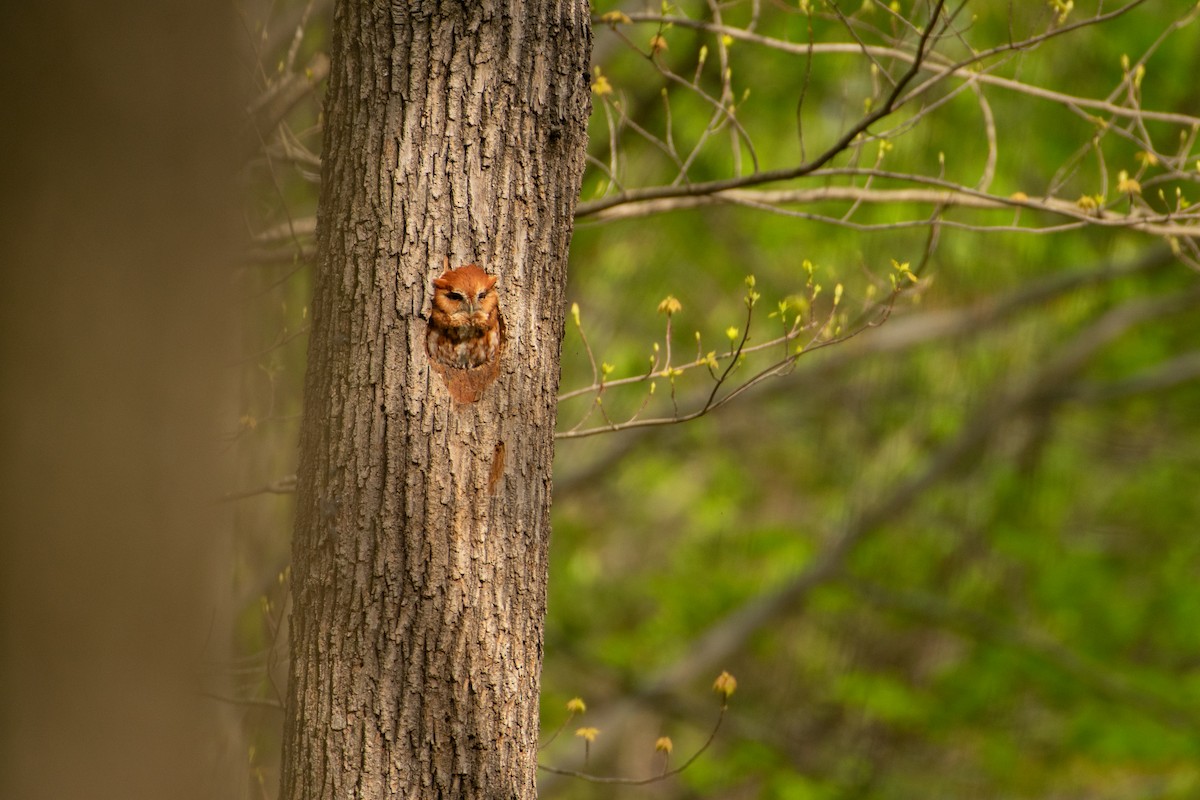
[0,4,236,800]
[279,2,591,798]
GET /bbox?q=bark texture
[281,2,591,799]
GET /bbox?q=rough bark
[280,2,591,799]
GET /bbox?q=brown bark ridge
[281,2,591,799]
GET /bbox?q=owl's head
[431,263,500,326]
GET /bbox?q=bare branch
[199,690,284,711]
[221,474,298,502]
[578,1,1194,223]
[557,290,897,439]
[245,52,330,155]
[578,0,949,217]
[847,578,1199,731]
[581,178,1200,239]
[1069,350,1200,403]
[252,216,317,246]
[539,706,726,786]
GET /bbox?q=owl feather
[425,263,506,403]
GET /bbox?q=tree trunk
[1,4,235,798]
[280,2,591,799]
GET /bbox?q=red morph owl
[425,263,506,403]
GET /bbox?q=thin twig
[539,706,727,785]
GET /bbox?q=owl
[425,262,505,403]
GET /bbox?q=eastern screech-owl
[425,263,505,403]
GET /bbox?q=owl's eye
[476,291,488,301]
[445,291,464,301]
